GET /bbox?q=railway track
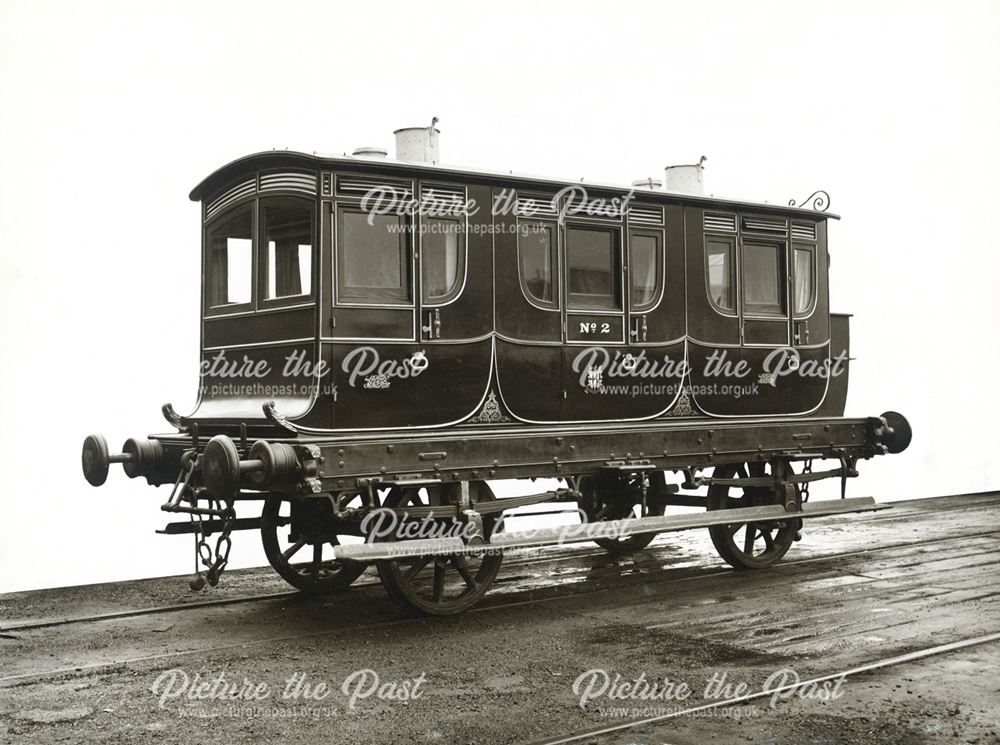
[3,493,996,635]
[7,492,1000,634]
[0,541,614,634]
[2,523,996,687]
[526,632,1000,745]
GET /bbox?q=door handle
[629,316,648,342]
[422,308,441,339]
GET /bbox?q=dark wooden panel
[816,314,850,417]
[190,343,317,421]
[688,342,831,416]
[203,306,315,348]
[562,342,685,421]
[744,319,789,346]
[331,307,413,340]
[327,339,492,428]
[495,339,563,422]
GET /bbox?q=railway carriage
[82,122,911,614]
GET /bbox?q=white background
[1,0,997,593]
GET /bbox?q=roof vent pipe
[631,177,663,190]
[663,156,707,195]
[394,117,441,163]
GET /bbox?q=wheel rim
[260,495,367,593]
[707,463,796,569]
[578,473,666,552]
[376,484,503,615]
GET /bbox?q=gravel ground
[1,493,998,745]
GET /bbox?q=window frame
[740,238,788,318]
[626,227,665,312]
[516,218,560,311]
[792,242,818,318]
[203,200,257,316]
[565,222,623,312]
[333,202,414,307]
[258,195,317,310]
[704,232,737,317]
[419,213,467,307]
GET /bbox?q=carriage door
[416,184,468,344]
[738,215,791,349]
[736,215,798,415]
[561,219,632,420]
[413,183,496,424]
[328,178,419,429]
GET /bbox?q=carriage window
[336,207,411,303]
[706,236,734,312]
[518,221,557,306]
[207,205,253,307]
[742,241,785,315]
[421,217,463,303]
[567,226,620,310]
[263,198,312,300]
[629,232,660,310]
[793,246,815,314]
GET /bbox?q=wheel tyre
[376,484,503,616]
[260,496,366,593]
[707,463,796,570]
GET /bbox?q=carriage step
[331,497,888,562]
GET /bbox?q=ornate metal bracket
[162,402,186,430]
[262,400,298,434]
[788,190,831,212]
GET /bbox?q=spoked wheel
[707,462,798,569]
[260,494,367,593]
[578,472,667,553]
[376,483,503,616]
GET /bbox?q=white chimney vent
[394,117,440,163]
[663,156,707,195]
[352,146,388,158]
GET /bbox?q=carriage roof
[189,150,839,221]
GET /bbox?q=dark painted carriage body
[189,151,847,434]
[81,145,911,613]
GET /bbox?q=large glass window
[263,198,312,300]
[336,207,411,303]
[743,241,786,315]
[629,232,660,309]
[421,217,463,303]
[518,221,557,306]
[706,236,734,312]
[567,226,620,310]
[207,205,253,307]
[793,246,815,315]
